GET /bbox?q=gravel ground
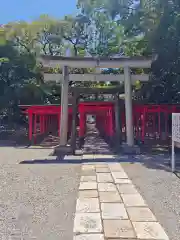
[121,156,180,240]
[0,147,81,240]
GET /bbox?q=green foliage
[0,27,7,46]
[0,0,180,114]
[131,0,180,103]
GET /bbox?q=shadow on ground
[2,123,180,176]
[0,129,60,149]
[19,152,180,177]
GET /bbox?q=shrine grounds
[0,137,180,239]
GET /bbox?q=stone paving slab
[76,198,100,213]
[104,219,136,238]
[81,176,97,182]
[82,170,97,176]
[111,171,129,180]
[93,155,116,159]
[133,222,169,240]
[114,178,132,184]
[97,173,113,183]
[98,183,117,192]
[79,182,97,190]
[99,191,122,203]
[121,194,147,207]
[79,190,98,198]
[101,203,128,220]
[108,163,124,172]
[74,213,102,233]
[117,184,139,194]
[127,207,157,222]
[74,234,104,240]
[82,165,95,171]
[95,164,110,168]
[96,167,110,173]
[73,158,169,240]
[82,155,95,160]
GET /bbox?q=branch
[48,43,53,55]
[14,36,31,53]
[42,43,48,55]
[63,35,77,45]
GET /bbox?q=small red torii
[20,102,115,143]
[20,103,180,145]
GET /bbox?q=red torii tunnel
[78,102,115,138]
[20,103,180,151]
[21,102,118,148]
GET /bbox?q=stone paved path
[83,124,111,155]
[73,159,169,240]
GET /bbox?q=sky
[0,0,77,24]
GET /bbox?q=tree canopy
[0,0,180,117]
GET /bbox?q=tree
[61,15,89,56]
[148,0,180,103]
[1,0,180,107]
[129,0,180,103]
[0,42,36,105]
[35,15,68,56]
[77,0,134,20]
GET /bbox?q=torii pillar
[122,66,140,154]
[59,66,69,146]
[124,66,134,146]
[114,93,121,145]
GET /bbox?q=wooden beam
[39,56,152,68]
[43,73,149,83]
[70,87,123,94]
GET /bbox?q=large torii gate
[39,55,152,151]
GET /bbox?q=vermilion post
[106,112,109,137]
[105,112,107,136]
[158,110,161,139]
[40,115,43,133]
[108,109,113,137]
[34,113,37,144]
[79,105,85,138]
[152,114,155,138]
[58,114,61,137]
[42,115,45,133]
[79,112,85,137]
[141,107,146,143]
[28,112,33,140]
[165,111,168,140]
